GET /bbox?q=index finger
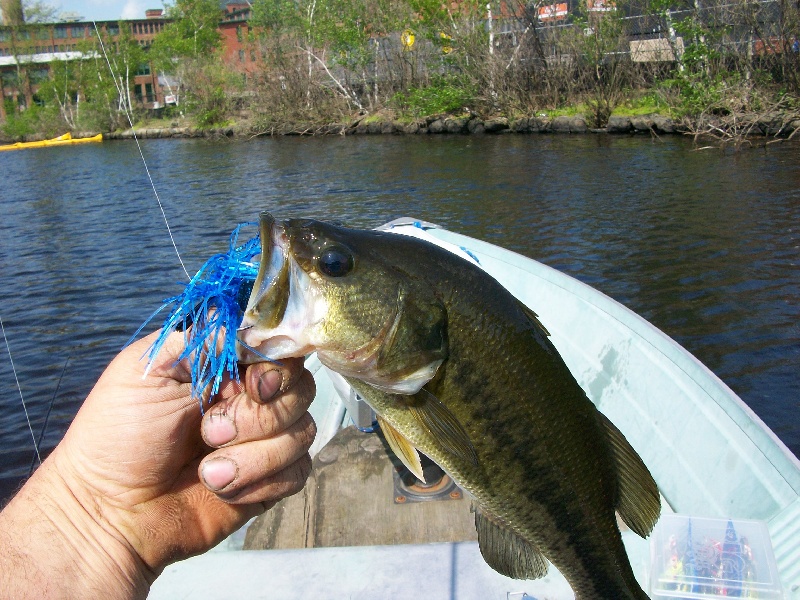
[248,358,308,404]
[203,371,316,447]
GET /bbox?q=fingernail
[257,369,283,402]
[204,412,237,446]
[201,457,237,491]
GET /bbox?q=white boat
[149,219,800,600]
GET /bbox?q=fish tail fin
[599,413,661,537]
[474,506,549,580]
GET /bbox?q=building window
[2,70,19,86]
[238,49,244,62]
[37,27,50,40]
[108,24,119,36]
[54,26,67,39]
[30,68,48,83]
[0,30,8,42]
[136,63,151,76]
[145,83,154,102]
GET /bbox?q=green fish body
[239,213,660,600]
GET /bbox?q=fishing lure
[132,221,271,407]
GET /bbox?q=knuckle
[279,456,313,497]
[294,412,317,449]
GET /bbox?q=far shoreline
[4,111,800,145]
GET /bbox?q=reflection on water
[1,135,798,498]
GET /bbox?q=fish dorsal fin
[408,388,479,467]
[516,299,550,337]
[377,414,426,482]
[474,506,549,580]
[599,413,661,537]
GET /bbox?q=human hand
[0,328,315,599]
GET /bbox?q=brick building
[0,8,167,121]
[218,2,260,76]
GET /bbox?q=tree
[22,0,59,23]
[149,0,234,126]
[150,0,223,64]
[1,0,24,25]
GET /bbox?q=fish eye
[317,246,354,277]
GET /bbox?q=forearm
[0,454,152,600]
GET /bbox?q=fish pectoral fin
[408,388,479,467]
[599,413,661,538]
[474,506,549,580]
[377,415,426,482]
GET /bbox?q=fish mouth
[237,212,321,363]
[243,213,289,325]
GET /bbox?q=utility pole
[1,0,25,26]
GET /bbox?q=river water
[1,134,798,501]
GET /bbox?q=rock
[569,116,588,133]
[551,116,573,133]
[509,118,530,133]
[483,117,509,133]
[533,117,550,132]
[428,118,446,134]
[468,119,485,134]
[445,117,469,133]
[607,115,633,133]
[651,115,675,134]
[402,121,421,134]
[630,115,655,132]
[756,114,785,136]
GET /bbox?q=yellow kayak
[0,132,103,152]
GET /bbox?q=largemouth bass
[238,213,660,599]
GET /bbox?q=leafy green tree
[151,0,223,65]
[149,0,234,126]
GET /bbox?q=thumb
[121,328,194,385]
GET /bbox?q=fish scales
[239,214,660,600]
[345,235,640,598]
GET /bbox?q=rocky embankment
[103,113,684,139]
[7,111,797,143]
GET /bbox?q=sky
[46,1,166,22]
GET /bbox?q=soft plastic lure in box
[131,222,270,407]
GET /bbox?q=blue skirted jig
[132,221,270,408]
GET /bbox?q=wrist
[0,452,153,600]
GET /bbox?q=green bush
[1,104,64,139]
[391,76,475,117]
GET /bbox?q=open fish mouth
[237,213,324,363]
[243,213,289,327]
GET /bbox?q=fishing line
[1,317,42,467]
[92,21,190,280]
[28,354,71,477]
